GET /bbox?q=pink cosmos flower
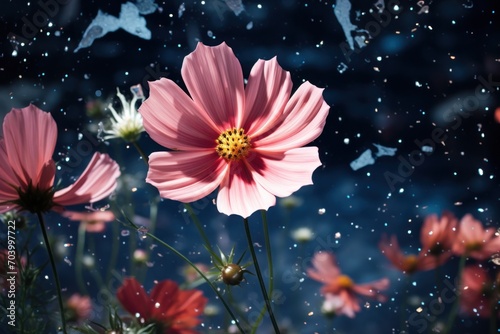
[117,277,207,334]
[380,213,457,274]
[452,214,500,260]
[420,212,457,261]
[0,105,120,213]
[139,42,329,218]
[65,293,92,323]
[460,265,500,318]
[379,235,439,275]
[62,210,115,233]
[307,252,389,318]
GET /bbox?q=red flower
[307,252,389,318]
[117,277,207,333]
[0,105,120,213]
[460,265,500,318]
[453,214,500,260]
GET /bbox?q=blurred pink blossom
[307,252,389,318]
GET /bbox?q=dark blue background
[1,0,499,333]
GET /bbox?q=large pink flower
[307,252,389,318]
[140,42,329,218]
[0,105,120,213]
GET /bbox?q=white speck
[478,168,483,176]
[318,208,326,215]
[344,138,350,144]
[246,21,253,30]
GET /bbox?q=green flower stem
[184,203,214,254]
[399,274,411,332]
[105,214,120,286]
[36,212,67,334]
[243,218,280,333]
[443,254,467,334]
[75,222,89,295]
[125,218,246,334]
[490,298,497,334]
[131,140,149,162]
[251,211,275,333]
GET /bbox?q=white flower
[291,227,314,243]
[103,84,145,142]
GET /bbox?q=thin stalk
[251,211,275,333]
[443,254,466,334]
[131,140,149,162]
[105,214,120,285]
[400,274,411,332]
[184,203,214,253]
[36,212,67,334]
[75,223,88,295]
[125,219,246,334]
[243,218,280,333]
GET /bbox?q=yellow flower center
[403,255,418,273]
[216,128,251,161]
[336,275,354,289]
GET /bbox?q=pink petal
[216,161,276,218]
[253,81,329,151]
[53,153,120,206]
[182,42,245,129]
[146,150,228,203]
[62,210,115,223]
[353,278,390,301]
[140,78,219,150]
[242,57,292,137]
[0,139,20,204]
[3,105,57,188]
[307,252,341,281]
[249,147,321,198]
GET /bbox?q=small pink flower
[452,214,500,260]
[379,235,438,274]
[0,105,120,213]
[66,293,92,323]
[140,42,329,218]
[117,277,207,333]
[307,252,389,318]
[460,265,499,318]
[420,212,457,261]
[62,210,115,233]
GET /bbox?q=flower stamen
[216,128,251,161]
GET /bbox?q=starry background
[1,0,499,333]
